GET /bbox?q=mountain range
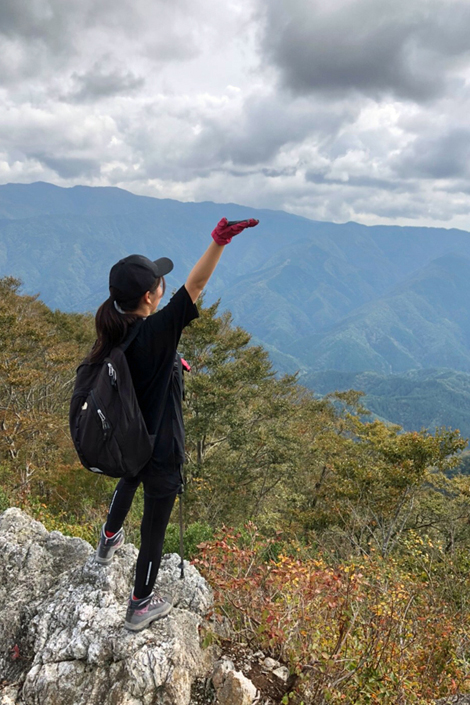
[1,181,470,435]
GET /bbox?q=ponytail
[86,297,138,363]
[86,276,164,364]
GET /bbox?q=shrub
[164,519,214,559]
[0,485,11,512]
[194,525,470,704]
[25,497,97,544]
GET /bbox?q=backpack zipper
[90,390,111,440]
[107,363,117,387]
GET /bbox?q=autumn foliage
[195,526,470,703]
[2,278,470,702]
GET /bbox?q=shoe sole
[94,538,124,565]
[124,603,172,631]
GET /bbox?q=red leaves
[194,524,469,703]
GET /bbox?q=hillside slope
[302,368,470,437]
[290,254,470,373]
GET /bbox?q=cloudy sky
[2,0,470,229]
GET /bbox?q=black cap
[109,254,174,301]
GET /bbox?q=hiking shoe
[95,524,124,565]
[124,593,172,631]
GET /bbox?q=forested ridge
[2,277,470,703]
[303,368,470,439]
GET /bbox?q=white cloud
[2,0,470,229]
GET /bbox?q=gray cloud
[305,171,406,192]
[394,128,470,179]
[182,94,361,170]
[65,62,146,103]
[261,166,298,178]
[0,0,204,85]
[0,0,81,44]
[257,0,470,102]
[32,154,101,179]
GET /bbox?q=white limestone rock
[216,669,258,705]
[212,657,258,705]
[0,686,20,705]
[262,657,280,671]
[0,507,215,705]
[211,657,236,689]
[272,666,290,682]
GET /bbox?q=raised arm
[184,218,259,303]
[185,240,225,303]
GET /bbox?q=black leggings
[105,454,183,599]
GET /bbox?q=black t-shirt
[125,285,199,462]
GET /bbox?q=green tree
[0,277,95,506]
[285,389,467,558]
[180,296,304,527]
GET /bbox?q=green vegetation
[303,368,470,439]
[2,277,470,703]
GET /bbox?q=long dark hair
[87,276,165,363]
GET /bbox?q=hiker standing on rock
[88,217,258,631]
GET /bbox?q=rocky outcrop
[0,508,215,705]
[212,659,258,705]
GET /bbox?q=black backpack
[69,321,155,478]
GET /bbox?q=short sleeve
[145,285,199,339]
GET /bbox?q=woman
[90,216,258,631]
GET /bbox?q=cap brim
[153,257,174,276]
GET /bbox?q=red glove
[211,217,259,246]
